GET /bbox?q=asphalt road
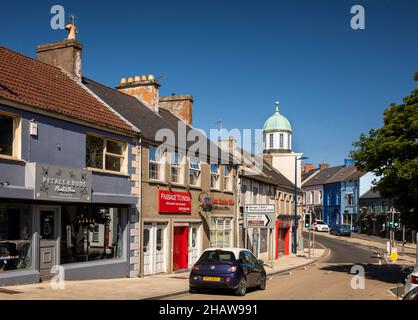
[172,233,406,300]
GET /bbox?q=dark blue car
[189,248,267,296]
[330,224,352,236]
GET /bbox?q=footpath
[0,248,326,300]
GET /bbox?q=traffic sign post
[243,204,276,268]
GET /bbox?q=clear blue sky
[1,0,417,167]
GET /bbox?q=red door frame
[276,220,290,258]
[173,226,188,271]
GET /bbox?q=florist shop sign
[34,163,92,202]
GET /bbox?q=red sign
[212,198,234,205]
[158,190,192,214]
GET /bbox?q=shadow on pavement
[320,263,405,285]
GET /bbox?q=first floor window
[347,194,354,206]
[223,165,232,191]
[149,146,162,180]
[0,113,20,157]
[0,203,32,272]
[189,157,201,186]
[60,206,124,264]
[210,217,232,248]
[86,135,126,173]
[210,164,220,189]
[171,152,183,184]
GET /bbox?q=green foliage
[351,73,418,228]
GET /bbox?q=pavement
[0,247,325,300]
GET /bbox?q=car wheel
[189,287,199,294]
[337,231,341,236]
[235,277,247,296]
[258,274,267,290]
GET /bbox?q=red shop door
[173,226,188,271]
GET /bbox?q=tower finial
[275,100,279,113]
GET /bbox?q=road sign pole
[402,225,405,256]
[308,225,311,259]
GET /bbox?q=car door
[238,251,254,285]
[247,251,263,285]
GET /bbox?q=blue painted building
[0,41,139,285]
[323,162,362,229]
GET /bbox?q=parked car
[189,248,267,296]
[402,264,418,298]
[312,220,329,232]
[330,224,352,236]
[403,286,418,300]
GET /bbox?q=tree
[351,73,418,229]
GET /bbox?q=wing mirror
[258,259,264,265]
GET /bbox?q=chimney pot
[148,74,155,81]
[120,77,127,84]
[141,75,147,81]
[128,76,134,83]
[134,76,140,82]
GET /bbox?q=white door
[188,224,200,268]
[143,224,153,275]
[155,224,166,274]
[143,223,167,275]
[38,207,60,278]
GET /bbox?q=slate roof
[0,46,135,135]
[83,77,232,164]
[360,189,381,199]
[325,164,363,183]
[301,168,319,183]
[302,165,344,187]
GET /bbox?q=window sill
[148,179,166,185]
[169,182,186,188]
[223,190,234,194]
[210,188,221,192]
[189,185,202,191]
[86,167,129,177]
[0,155,26,163]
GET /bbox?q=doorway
[38,207,60,278]
[188,224,200,268]
[143,223,167,276]
[173,226,188,271]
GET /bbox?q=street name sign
[244,204,276,229]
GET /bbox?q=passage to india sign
[158,190,192,214]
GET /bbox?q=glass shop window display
[60,206,123,264]
[0,204,32,272]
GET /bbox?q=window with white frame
[223,165,232,191]
[86,135,127,173]
[269,134,274,149]
[310,191,314,204]
[149,146,162,180]
[170,151,183,184]
[279,133,284,148]
[210,164,220,189]
[189,157,201,186]
[210,217,232,248]
[347,193,354,206]
[318,190,323,204]
[0,112,20,158]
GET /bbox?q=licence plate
[203,276,221,282]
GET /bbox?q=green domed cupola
[263,101,292,132]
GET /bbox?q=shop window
[149,146,163,181]
[210,164,220,189]
[0,112,20,158]
[60,206,124,264]
[0,204,32,272]
[189,157,201,186]
[170,152,183,184]
[86,135,127,173]
[210,217,232,248]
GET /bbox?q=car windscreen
[316,221,326,225]
[199,251,236,263]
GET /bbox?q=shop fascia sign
[159,190,192,214]
[29,163,92,202]
[244,204,276,229]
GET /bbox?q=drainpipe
[234,166,241,248]
[137,135,143,277]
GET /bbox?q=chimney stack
[159,94,194,125]
[36,39,82,80]
[304,164,314,173]
[319,163,330,170]
[116,75,160,113]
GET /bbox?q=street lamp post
[293,156,308,255]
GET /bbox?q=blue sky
[1,0,417,167]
